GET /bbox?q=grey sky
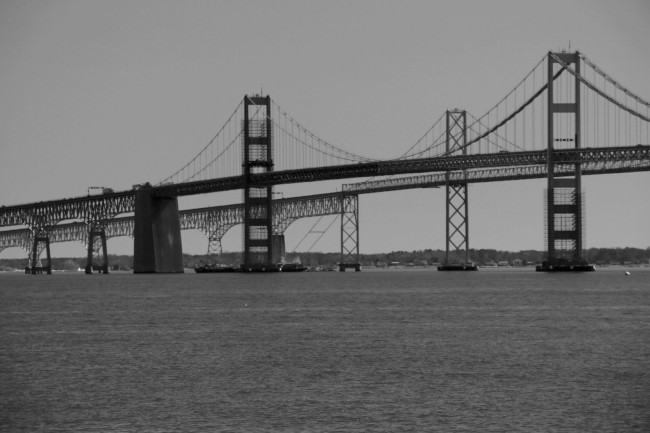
[1,0,649,258]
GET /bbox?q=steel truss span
[3,157,647,256]
[147,145,650,196]
[2,145,647,231]
[342,159,650,193]
[0,193,135,228]
[0,194,346,254]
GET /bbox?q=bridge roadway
[1,146,648,229]
[152,146,650,196]
[1,145,649,230]
[2,148,648,254]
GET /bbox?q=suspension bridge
[1,51,649,273]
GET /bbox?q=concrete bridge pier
[272,234,286,264]
[133,187,184,273]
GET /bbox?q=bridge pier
[29,229,51,274]
[85,223,109,274]
[133,186,184,273]
[339,193,360,271]
[272,234,286,265]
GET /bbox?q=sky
[1,0,649,259]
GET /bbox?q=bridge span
[2,149,648,273]
[1,51,649,273]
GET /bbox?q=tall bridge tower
[442,109,472,268]
[242,95,275,271]
[542,51,590,271]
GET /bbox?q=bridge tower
[440,110,475,270]
[339,193,360,271]
[242,95,275,271]
[540,51,592,271]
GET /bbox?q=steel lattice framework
[339,194,360,271]
[273,193,343,235]
[0,194,348,258]
[3,145,646,232]
[146,146,650,196]
[2,150,649,264]
[0,193,135,228]
[444,110,469,265]
[1,146,649,268]
[6,155,647,268]
[179,204,243,256]
[342,160,650,194]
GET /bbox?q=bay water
[1,267,649,432]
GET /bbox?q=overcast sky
[1,0,649,258]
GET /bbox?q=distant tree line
[1,247,648,272]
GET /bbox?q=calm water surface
[1,268,649,432]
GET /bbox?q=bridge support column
[29,229,51,274]
[440,110,475,270]
[539,51,593,272]
[242,95,275,272]
[85,224,109,274]
[133,187,184,273]
[272,234,286,264]
[339,193,360,271]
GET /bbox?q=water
[1,268,649,432]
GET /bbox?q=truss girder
[104,218,135,239]
[159,145,647,193]
[179,205,243,233]
[259,146,650,185]
[342,158,650,194]
[179,206,243,256]
[2,146,647,228]
[0,229,32,254]
[274,194,342,234]
[0,193,350,258]
[2,156,647,258]
[0,193,136,229]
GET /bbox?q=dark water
[1,268,649,432]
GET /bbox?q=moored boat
[277,263,307,272]
[535,259,595,272]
